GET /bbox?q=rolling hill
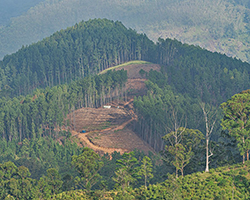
[0,17,250,198]
[0,0,250,63]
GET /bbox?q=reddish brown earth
[117,63,161,96]
[67,63,161,155]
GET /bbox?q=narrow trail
[113,117,134,131]
[73,129,128,154]
[67,98,137,155]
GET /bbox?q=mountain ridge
[0,0,250,62]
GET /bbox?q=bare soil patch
[66,63,160,155]
[118,63,161,96]
[115,63,161,79]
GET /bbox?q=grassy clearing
[81,121,113,132]
[99,60,152,74]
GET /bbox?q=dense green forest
[1,19,249,100]
[1,19,249,151]
[132,38,250,152]
[0,69,127,142]
[1,0,250,63]
[1,18,250,153]
[2,147,250,199]
[0,19,152,97]
[1,18,250,198]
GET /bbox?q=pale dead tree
[166,108,187,147]
[163,107,187,178]
[200,102,217,172]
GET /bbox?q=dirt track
[72,129,128,155]
[67,63,160,155]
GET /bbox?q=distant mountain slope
[0,0,45,26]
[0,0,250,62]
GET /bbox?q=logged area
[115,62,161,96]
[67,63,161,155]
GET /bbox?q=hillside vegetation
[0,0,250,63]
[0,19,153,97]
[1,19,249,100]
[0,19,250,152]
[0,18,250,198]
[54,161,250,199]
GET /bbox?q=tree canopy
[221,89,250,163]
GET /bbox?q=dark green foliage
[96,152,123,190]
[2,151,250,199]
[71,147,104,190]
[0,137,82,180]
[0,69,127,143]
[0,19,152,97]
[38,168,63,197]
[129,162,250,199]
[0,67,130,196]
[113,151,140,191]
[221,89,250,163]
[65,162,250,199]
[133,41,250,167]
[0,15,250,198]
[155,38,250,104]
[3,18,248,104]
[0,161,39,199]
[138,156,154,189]
[163,128,204,177]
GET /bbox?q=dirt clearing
[66,62,161,155]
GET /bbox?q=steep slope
[0,0,250,63]
[2,17,249,103]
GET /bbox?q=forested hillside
[1,18,250,100]
[1,19,250,152]
[0,0,250,63]
[0,19,153,97]
[56,161,250,199]
[132,46,250,151]
[1,18,250,198]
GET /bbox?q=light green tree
[113,151,140,192]
[38,168,63,198]
[71,147,103,190]
[138,156,153,189]
[221,89,250,164]
[163,127,204,177]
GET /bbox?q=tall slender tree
[221,89,250,164]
